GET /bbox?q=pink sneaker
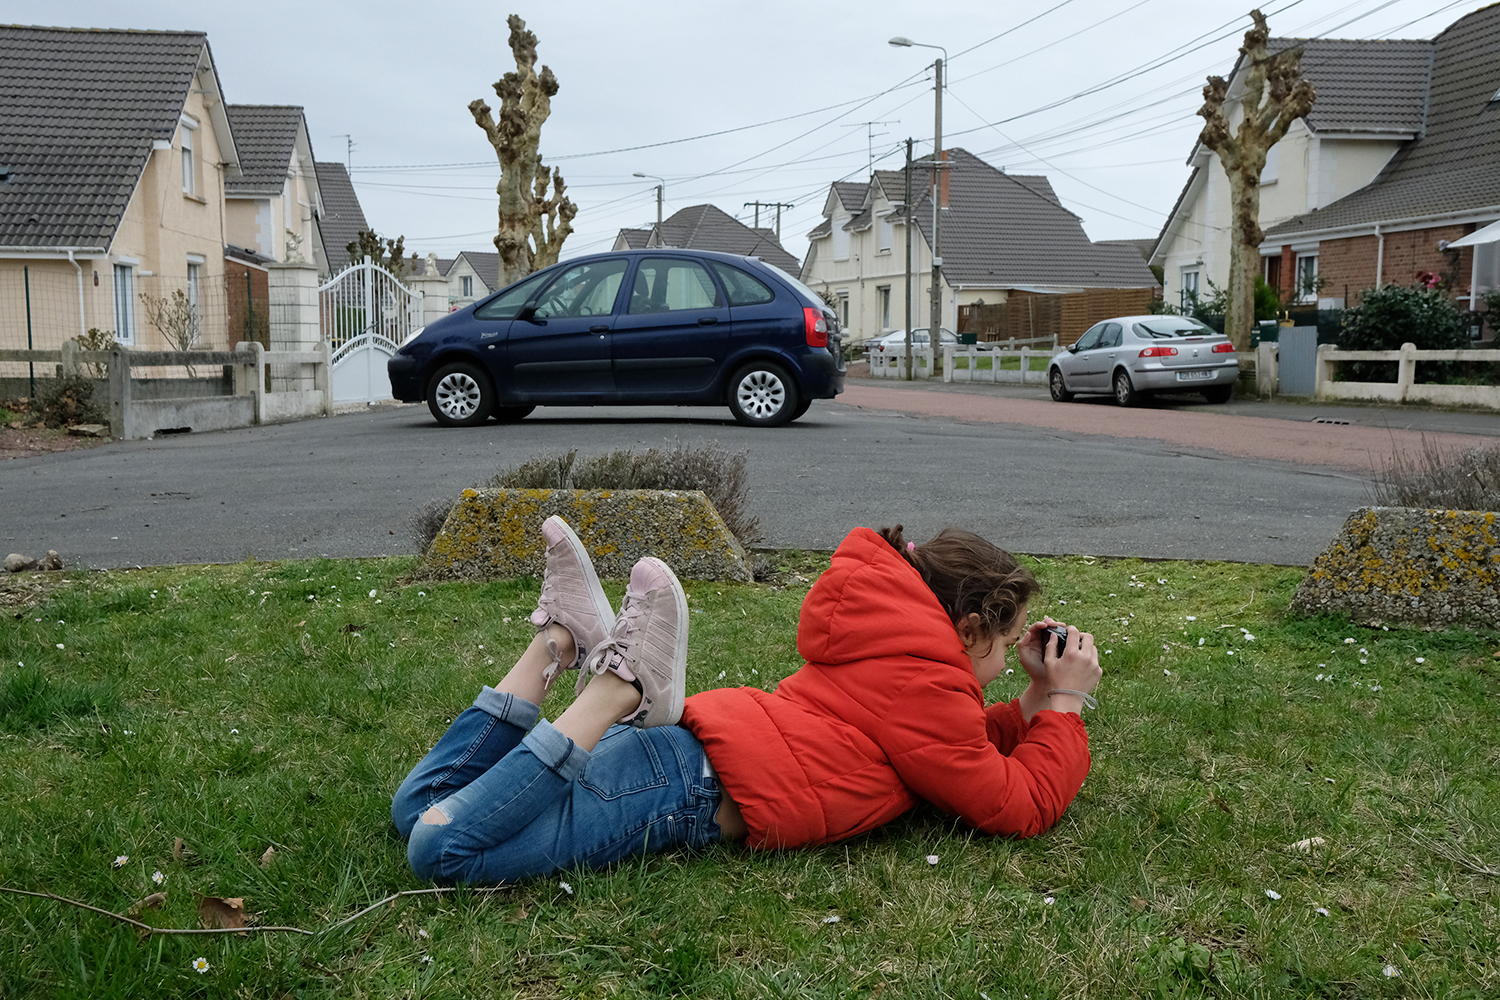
[582,557,688,728]
[530,516,615,696]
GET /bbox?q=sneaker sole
[540,516,615,685]
[637,556,688,728]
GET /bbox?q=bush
[1371,436,1500,512]
[34,373,106,428]
[1338,284,1468,383]
[410,443,763,555]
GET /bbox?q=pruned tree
[346,230,407,279]
[469,14,577,286]
[1198,9,1315,352]
[140,289,200,375]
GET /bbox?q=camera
[1042,624,1069,658]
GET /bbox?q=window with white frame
[1295,253,1319,303]
[836,290,849,328]
[461,275,473,298]
[878,215,893,253]
[1262,143,1278,185]
[878,286,891,330]
[181,121,196,195]
[832,220,850,261]
[1179,268,1200,310]
[186,261,202,343]
[113,264,136,343]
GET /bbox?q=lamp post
[889,36,947,357]
[633,172,665,231]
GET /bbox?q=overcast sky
[20,0,1486,267]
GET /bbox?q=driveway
[3,383,1494,570]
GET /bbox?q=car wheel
[789,398,812,421]
[1112,369,1140,407]
[427,362,493,427]
[1202,385,1232,404]
[492,405,535,423]
[1049,367,1074,402]
[727,361,799,427]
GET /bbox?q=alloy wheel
[736,369,786,420]
[435,370,483,420]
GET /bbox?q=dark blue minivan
[388,249,843,427]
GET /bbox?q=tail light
[803,307,828,347]
[1138,346,1178,358]
[1212,342,1236,353]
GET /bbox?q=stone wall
[1291,506,1499,628]
[418,488,753,583]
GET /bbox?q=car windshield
[1134,318,1215,339]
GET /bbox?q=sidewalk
[838,375,1500,474]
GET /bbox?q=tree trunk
[1224,169,1261,353]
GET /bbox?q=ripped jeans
[392,686,724,884]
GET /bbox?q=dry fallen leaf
[339,623,367,634]
[127,892,167,917]
[172,837,187,861]
[1290,836,1327,853]
[259,846,277,868]
[197,895,249,935]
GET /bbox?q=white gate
[318,257,424,404]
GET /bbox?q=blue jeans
[393,686,724,884]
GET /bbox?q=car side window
[710,262,775,306]
[628,258,722,314]
[1073,324,1105,352]
[532,259,629,319]
[473,271,548,320]
[1101,323,1123,349]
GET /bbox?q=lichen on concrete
[1290,506,1500,627]
[417,488,753,582]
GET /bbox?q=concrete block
[1291,506,1500,628]
[418,488,753,582]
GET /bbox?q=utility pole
[634,173,666,230]
[929,55,944,355]
[900,142,912,386]
[743,201,794,241]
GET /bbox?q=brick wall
[1316,223,1478,307]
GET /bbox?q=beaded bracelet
[1047,688,1099,710]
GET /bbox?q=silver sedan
[1048,315,1239,406]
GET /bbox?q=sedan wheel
[1202,385,1232,404]
[1112,369,1140,407]
[427,362,493,427]
[728,362,799,427]
[1049,367,1074,402]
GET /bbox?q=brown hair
[877,525,1039,644]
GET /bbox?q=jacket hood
[797,527,969,669]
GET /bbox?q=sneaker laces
[531,547,581,680]
[586,584,648,683]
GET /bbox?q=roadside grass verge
[1,555,1497,998]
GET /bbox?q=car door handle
[697,316,719,326]
[589,324,609,333]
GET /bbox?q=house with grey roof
[1152,5,1500,320]
[802,148,1159,346]
[0,25,240,351]
[611,204,801,276]
[313,161,370,274]
[442,250,501,310]
[224,104,325,274]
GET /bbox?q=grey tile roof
[455,250,501,291]
[313,161,368,272]
[0,25,211,249]
[615,227,651,249]
[225,104,302,195]
[652,203,801,276]
[807,218,833,238]
[844,207,873,232]
[1265,37,1434,134]
[832,181,866,212]
[1265,4,1500,238]
[906,149,1158,289]
[1096,238,1158,260]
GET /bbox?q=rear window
[710,262,775,306]
[1134,318,1215,339]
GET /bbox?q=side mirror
[516,299,541,323]
[1067,344,1079,354]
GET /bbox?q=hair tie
[906,542,916,553]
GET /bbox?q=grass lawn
[2,553,1497,998]
[948,355,1053,372]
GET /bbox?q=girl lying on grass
[392,517,1102,884]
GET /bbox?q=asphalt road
[3,380,1444,569]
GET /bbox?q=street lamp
[889,36,948,358]
[633,172,665,230]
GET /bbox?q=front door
[1058,322,1105,389]
[611,256,730,397]
[506,258,629,400]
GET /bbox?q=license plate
[1177,370,1215,381]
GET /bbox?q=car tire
[1112,369,1140,407]
[426,362,493,427]
[727,361,799,427]
[1049,367,1074,402]
[789,398,812,422]
[1202,385,1232,404]
[492,405,535,423]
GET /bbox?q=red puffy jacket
[680,527,1091,849]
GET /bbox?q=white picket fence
[941,342,1066,385]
